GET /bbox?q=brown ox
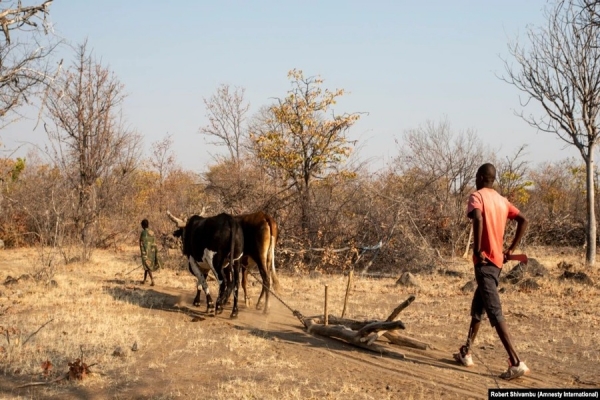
[235,211,280,313]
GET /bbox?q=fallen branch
[386,295,415,322]
[22,318,53,346]
[383,332,431,350]
[15,372,68,389]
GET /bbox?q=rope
[470,348,501,389]
[247,271,306,326]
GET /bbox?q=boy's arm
[468,208,485,261]
[505,213,528,256]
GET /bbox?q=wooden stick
[22,319,54,346]
[386,295,415,322]
[368,295,415,343]
[341,270,353,318]
[324,316,379,330]
[324,285,329,326]
[384,332,431,350]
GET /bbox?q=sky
[1,0,579,173]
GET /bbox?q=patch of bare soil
[0,247,599,399]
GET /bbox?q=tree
[503,0,600,265]
[494,145,532,206]
[0,0,57,125]
[199,84,250,163]
[395,118,488,255]
[43,41,141,260]
[149,133,176,213]
[250,69,362,239]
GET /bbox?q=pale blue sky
[2,0,576,172]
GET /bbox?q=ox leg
[203,271,214,310]
[231,260,240,319]
[258,266,270,314]
[203,250,224,316]
[189,257,213,311]
[241,263,250,308]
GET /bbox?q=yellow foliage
[250,69,361,190]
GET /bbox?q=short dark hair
[141,219,149,229]
[477,163,496,185]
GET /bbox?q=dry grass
[1,245,599,399]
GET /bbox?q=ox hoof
[193,301,201,307]
[230,311,239,319]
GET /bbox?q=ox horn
[166,210,186,228]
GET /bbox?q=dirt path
[70,283,592,399]
[2,248,599,399]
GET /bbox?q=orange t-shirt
[467,188,520,268]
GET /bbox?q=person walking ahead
[454,163,530,380]
[139,219,161,286]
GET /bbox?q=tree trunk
[585,152,596,266]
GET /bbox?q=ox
[167,211,244,318]
[235,211,280,314]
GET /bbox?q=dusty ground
[0,246,599,399]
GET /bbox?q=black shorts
[471,262,505,327]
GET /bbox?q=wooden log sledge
[303,317,406,359]
[301,294,431,354]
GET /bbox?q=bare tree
[494,145,532,204]
[199,84,250,163]
[0,0,57,125]
[149,133,176,212]
[396,118,489,256]
[502,0,600,265]
[43,41,141,260]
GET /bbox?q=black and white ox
[167,211,244,318]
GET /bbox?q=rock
[309,270,322,279]
[527,258,549,277]
[131,341,138,352]
[518,278,540,291]
[559,271,594,286]
[503,264,524,284]
[3,276,18,286]
[461,280,477,293]
[49,280,58,288]
[438,269,464,278]
[112,346,125,357]
[396,272,420,287]
[503,258,549,285]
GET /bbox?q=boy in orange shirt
[454,163,530,380]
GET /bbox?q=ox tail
[265,220,280,292]
[230,218,236,280]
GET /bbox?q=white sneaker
[500,360,530,380]
[453,347,475,367]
